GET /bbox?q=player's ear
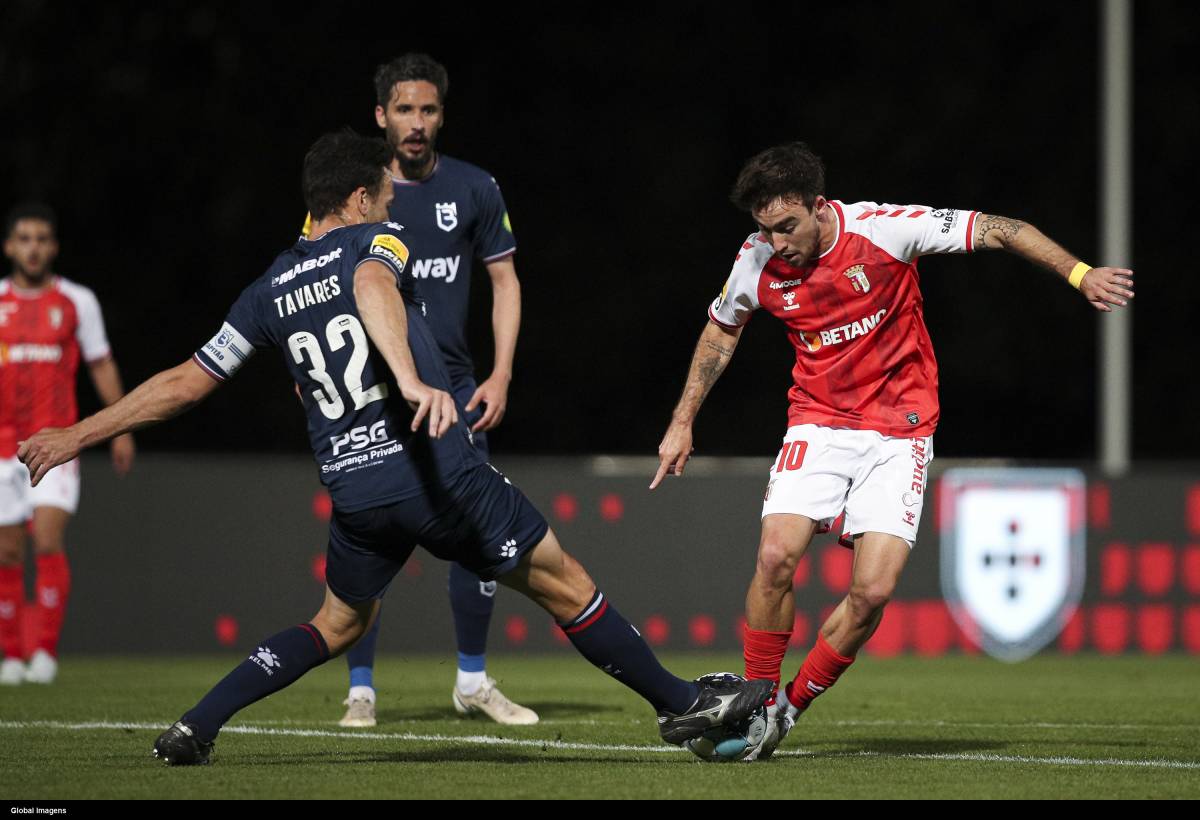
[812,195,827,214]
[374,105,387,130]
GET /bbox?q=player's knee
[31,537,64,555]
[847,580,893,618]
[0,532,23,565]
[755,539,802,589]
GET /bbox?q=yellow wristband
[1068,262,1092,289]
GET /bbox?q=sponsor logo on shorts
[479,580,498,598]
[764,479,776,501]
[499,539,518,559]
[903,510,916,526]
[910,439,928,495]
[902,492,919,507]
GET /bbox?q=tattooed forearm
[671,323,742,423]
[975,214,1026,250]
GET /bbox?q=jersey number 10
[287,314,389,420]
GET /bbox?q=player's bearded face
[376,80,444,175]
[754,197,824,269]
[3,220,57,280]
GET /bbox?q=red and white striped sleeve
[708,233,772,328]
[841,201,979,263]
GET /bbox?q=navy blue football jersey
[387,155,516,384]
[194,222,485,512]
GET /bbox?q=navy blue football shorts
[324,463,549,604]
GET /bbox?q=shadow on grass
[233,747,684,766]
[378,700,621,723]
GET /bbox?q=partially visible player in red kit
[0,203,134,685]
[651,142,1134,759]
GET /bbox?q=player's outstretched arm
[650,320,742,490]
[18,359,219,486]
[973,213,1134,312]
[466,257,520,433]
[353,261,458,438]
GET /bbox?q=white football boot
[24,650,57,684]
[744,689,797,761]
[339,687,377,728]
[453,677,539,725]
[0,657,24,685]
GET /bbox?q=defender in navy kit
[332,53,533,727]
[17,130,771,765]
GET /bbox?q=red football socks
[743,627,792,696]
[784,633,855,713]
[33,553,70,656]
[0,564,24,659]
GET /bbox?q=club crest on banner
[939,468,1086,662]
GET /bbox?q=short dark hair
[730,142,826,213]
[5,202,57,238]
[374,53,449,107]
[302,129,392,221]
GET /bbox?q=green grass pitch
[2,653,1198,799]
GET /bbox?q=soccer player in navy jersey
[330,53,533,727]
[18,130,772,765]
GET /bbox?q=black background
[2,2,1194,460]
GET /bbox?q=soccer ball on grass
[684,673,768,762]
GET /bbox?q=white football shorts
[761,424,933,547]
[0,456,81,525]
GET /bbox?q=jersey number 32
[287,314,389,420]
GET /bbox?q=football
[684,673,769,763]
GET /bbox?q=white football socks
[456,669,486,696]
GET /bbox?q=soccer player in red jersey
[651,142,1134,759]
[0,203,135,685]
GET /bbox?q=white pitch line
[0,721,1197,770]
[817,719,1200,731]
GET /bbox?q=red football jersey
[709,201,978,437]
[0,276,111,456]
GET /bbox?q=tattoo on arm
[975,214,1026,249]
[674,334,738,421]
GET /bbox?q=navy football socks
[346,611,380,689]
[449,562,496,660]
[184,624,330,742]
[561,591,698,714]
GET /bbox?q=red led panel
[214,615,239,647]
[1182,607,1200,654]
[598,493,624,522]
[792,554,810,588]
[552,493,579,523]
[864,602,905,657]
[310,555,326,584]
[311,491,332,522]
[1088,483,1111,529]
[1136,543,1175,596]
[688,615,716,647]
[505,615,528,645]
[1058,607,1085,654]
[1100,543,1131,596]
[1091,604,1131,654]
[1136,605,1174,655]
[1181,546,1200,595]
[1187,485,1200,536]
[911,599,953,657]
[643,615,670,646]
[820,545,853,594]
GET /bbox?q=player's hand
[399,379,459,439]
[650,421,695,490]
[17,428,83,487]
[465,373,511,432]
[1080,267,1134,312]
[110,433,135,476]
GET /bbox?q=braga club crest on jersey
[843,264,870,293]
[435,202,458,232]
